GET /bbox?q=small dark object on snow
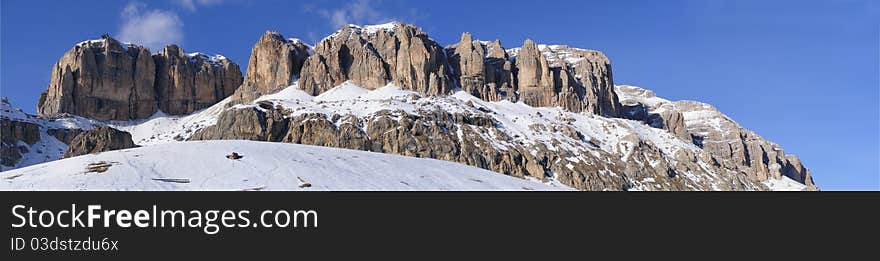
[226,152,243,160]
[86,161,117,173]
[151,178,191,184]
[296,176,311,188]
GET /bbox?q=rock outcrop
[154,45,242,115]
[619,103,690,142]
[231,32,312,103]
[190,102,775,191]
[236,24,617,117]
[514,39,559,109]
[46,128,85,145]
[63,126,137,158]
[511,42,620,116]
[1,99,94,170]
[38,35,157,120]
[674,100,814,186]
[37,35,242,120]
[447,33,515,101]
[616,85,815,188]
[298,23,455,96]
[189,104,289,142]
[190,107,562,184]
[1,119,41,166]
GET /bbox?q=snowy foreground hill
[0,140,570,191]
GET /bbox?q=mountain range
[0,22,816,191]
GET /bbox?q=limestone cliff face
[298,23,455,96]
[511,42,621,116]
[514,39,559,109]
[231,32,312,103]
[153,45,243,115]
[38,36,157,120]
[448,33,515,101]
[37,35,242,120]
[239,24,617,117]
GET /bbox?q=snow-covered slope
[107,97,231,145]
[0,140,571,191]
[246,81,695,157]
[1,97,224,171]
[762,176,808,191]
[0,99,99,130]
[1,81,812,191]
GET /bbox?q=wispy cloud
[316,0,389,29]
[173,0,224,12]
[117,1,183,51]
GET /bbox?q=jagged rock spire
[231,31,312,103]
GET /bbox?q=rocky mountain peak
[362,21,404,34]
[452,32,485,77]
[229,31,312,103]
[326,22,427,41]
[186,52,231,68]
[38,35,157,120]
[507,39,620,116]
[515,38,552,87]
[458,32,475,46]
[229,24,621,117]
[37,35,243,120]
[263,31,287,42]
[298,22,454,97]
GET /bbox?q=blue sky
[1,0,878,190]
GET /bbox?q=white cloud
[319,0,388,29]
[117,1,184,51]
[174,0,224,12]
